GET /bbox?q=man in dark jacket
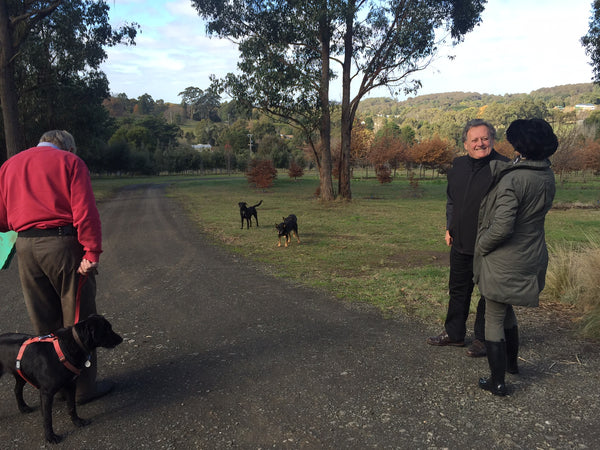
[427,119,509,357]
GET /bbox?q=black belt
[18,224,76,237]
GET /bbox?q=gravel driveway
[0,184,598,449]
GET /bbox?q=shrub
[545,242,580,303]
[375,164,392,184]
[288,161,304,180]
[246,159,277,189]
[546,237,600,338]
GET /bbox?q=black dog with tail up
[238,200,262,229]
[0,314,123,444]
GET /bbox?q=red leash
[74,273,88,324]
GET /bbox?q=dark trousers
[445,246,485,342]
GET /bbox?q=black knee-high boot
[479,340,508,396]
[505,326,519,374]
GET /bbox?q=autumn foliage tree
[494,140,515,159]
[369,133,407,178]
[350,122,374,176]
[288,160,304,180]
[581,140,600,174]
[551,126,586,180]
[408,136,455,177]
[375,164,392,184]
[246,159,277,189]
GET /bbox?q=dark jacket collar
[468,149,503,168]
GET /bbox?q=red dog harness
[16,334,81,388]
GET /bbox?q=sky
[100,0,597,104]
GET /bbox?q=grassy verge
[167,173,449,320]
[92,171,600,335]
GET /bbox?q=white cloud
[102,0,240,101]
[167,0,202,18]
[403,0,594,98]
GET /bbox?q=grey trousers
[484,297,517,342]
[16,235,98,397]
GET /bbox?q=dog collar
[72,327,91,367]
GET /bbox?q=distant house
[575,104,596,110]
[192,144,212,151]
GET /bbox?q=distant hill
[357,83,600,117]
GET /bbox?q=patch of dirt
[518,299,581,331]
[552,202,600,210]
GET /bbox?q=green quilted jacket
[473,158,555,306]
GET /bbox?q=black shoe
[479,341,508,396]
[478,377,507,396]
[77,380,116,405]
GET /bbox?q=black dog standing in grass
[276,214,300,247]
[239,200,262,229]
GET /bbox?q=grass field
[91,170,600,331]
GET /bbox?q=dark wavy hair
[506,119,558,160]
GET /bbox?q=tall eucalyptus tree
[583,0,600,84]
[193,0,485,200]
[0,1,137,162]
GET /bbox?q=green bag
[0,231,17,270]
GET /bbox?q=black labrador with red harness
[0,314,122,444]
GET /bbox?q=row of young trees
[99,96,310,176]
[551,114,600,178]
[352,122,455,179]
[349,109,600,182]
[98,85,600,180]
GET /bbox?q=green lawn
[92,171,600,328]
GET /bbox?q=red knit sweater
[0,145,102,262]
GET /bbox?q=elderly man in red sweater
[0,130,113,404]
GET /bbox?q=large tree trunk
[317,12,335,201]
[0,1,25,162]
[318,87,334,200]
[338,1,354,200]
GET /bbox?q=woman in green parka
[473,118,558,396]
